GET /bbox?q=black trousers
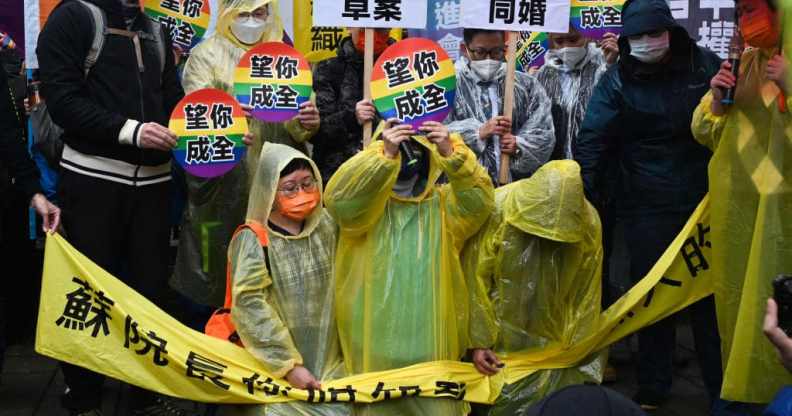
[624,212,724,403]
[58,170,172,411]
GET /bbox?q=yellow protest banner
[36,197,714,405]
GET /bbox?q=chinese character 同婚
[383,57,416,88]
[490,0,516,24]
[342,0,371,20]
[373,0,403,21]
[251,55,275,78]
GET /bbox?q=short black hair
[463,29,505,45]
[280,159,313,178]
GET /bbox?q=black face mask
[397,140,426,181]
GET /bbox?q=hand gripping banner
[37,197,715,405]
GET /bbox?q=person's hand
[30,193,61,233]
[285,366,322,390]
[297,101,320,130]
[600,32,620,65]
[138,122,178,151]
[241,103,253,118]
[472,348,503,376]
[500,133,517,155]
[710,60,736,116]
[243,132,254,146]
[764,298,792,373]
[381,118,415,159]
[767,54,788,95]
[420,121,453,157]
[355,99,377,126]
[479,116,512,141]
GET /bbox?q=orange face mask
[276,189,320,221]
[355,31,391,55]
[739,3,780,48]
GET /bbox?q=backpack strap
[76,0,106,78]
[223,221,270,309]
[142,16,167,77]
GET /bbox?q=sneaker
[633,390,667,411]
[130,396,190,416]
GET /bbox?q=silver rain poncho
[444,56,555,184]
[535,44,608,160]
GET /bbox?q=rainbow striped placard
[571,0,625,39]
[516,31,550,71]
[144,0,210,52]
[234,42,312,123]
[372,38,456,130]
[170,89,248,178]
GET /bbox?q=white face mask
[629,32,670,64]
[549,46,588,70]
[469,59,504,82]
[231,16,268,45]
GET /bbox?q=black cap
[620,0,677,37]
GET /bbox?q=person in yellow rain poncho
[324,119,495,416]
[462,160,605,415]
[691,0,792,405]
[224,143,349,416]
[171,0,322,311]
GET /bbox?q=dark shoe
[633,390,667,411]
[130,396,190,416]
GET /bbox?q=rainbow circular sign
[144,0,210,52]
[372,38,456,130]
[170,89,248,178]
[234,42,313,123]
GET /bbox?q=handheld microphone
[400,140,418,167]
[722,31,744,106]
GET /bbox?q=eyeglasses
[238,6,269,20]
[468,47,507,60]
[277,178,317,198]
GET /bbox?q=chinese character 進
[211,136,235,162]
[124,316,169,366]
[251,55,275,78]
[181,0,203,18]
[174,21,195,48]
[395,90,424,120]
[210,103,234,129]
[185,103,209,130]
[275,56,299,79]
[186,136,212,164]
[275,85,300,109]
[186,351,230,390]
[311,27,345,52]
[490,0,516,24]
[160,0,180,13]
[251,85,275,109]
[423,84,448,112]
[602,6,621,26]
[383,57,416,88]
[435,381,466,400]
[373,0,402,21]
[434,0,460,30]
[342,0,371,20]
[413,50,439,79]
[580,7,603,29]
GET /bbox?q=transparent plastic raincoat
[171,0,317,307]
[691,47,792,403]
[324,130,495,416]
[536,44,608,160]
[444,57,555,183]
[227,142,349,416]
[463,160,604,413]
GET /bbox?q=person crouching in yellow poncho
[691,0,792,405]
[324,119,495,415]
[462,160,605,414]
[225,143,350,416]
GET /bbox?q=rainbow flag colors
[570,0,625,40]
[234,42,312,123]
[144,0,211,52]
[516,31,550,71]
[170,89,248,178]
[371,38,456,129]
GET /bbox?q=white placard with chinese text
[313,0,429,28]
[460,0,571,33]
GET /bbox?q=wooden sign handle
[499,31,518,186]
[363,28,374,147]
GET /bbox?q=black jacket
[0,69,41,203]
[311,37,383,183]
[575,0,721,216]
[37,0,183,169]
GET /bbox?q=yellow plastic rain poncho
[324,131,495,416]
[226,143,349,416]
[691,46,792,403]
[172,0,317,307]
[462,160,604,413]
